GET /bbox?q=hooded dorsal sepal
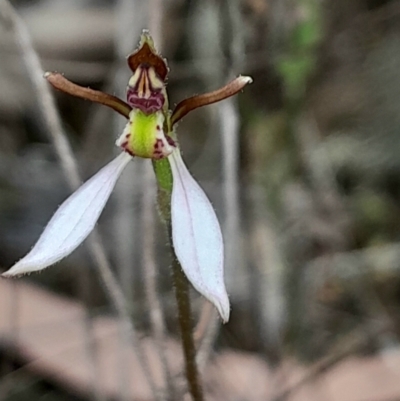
[127,31,169,80]
[126,31,169,114]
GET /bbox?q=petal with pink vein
[3,152,132,277]
[169,150,230,322]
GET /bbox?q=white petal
[3,152,132,277]
[169,150,230,322]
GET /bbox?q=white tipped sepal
[3,152,132,277]
[238,75,253,85]
[169,150,230,322]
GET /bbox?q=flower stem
[170,252,204,401]
[154,158,204,400]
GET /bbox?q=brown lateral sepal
[171,76,252,126]
[45,72,132,119]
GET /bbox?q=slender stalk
[1,3,80,190]
[142,167,175,400]
[154,158,204,401]
[170,253,204,401]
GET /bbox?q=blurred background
[1,0,400,400]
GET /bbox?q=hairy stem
[154,157,204,401]
[170,253,204,401]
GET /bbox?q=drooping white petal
[3,152,132,277]
[169,150,230,322]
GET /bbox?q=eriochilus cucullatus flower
[2,31,252,323]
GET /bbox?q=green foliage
[276,0,322,102]
[277,55,316,101]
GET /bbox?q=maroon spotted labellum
[126,66,166,114]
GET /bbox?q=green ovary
[129,110,160,158]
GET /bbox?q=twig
[148,0,162,51]
[220,0,245,298]
[191,0,247,371]
[0,282,20,401]
[0,2,158,400]
[218,98,241,301]
[0,2,80,189]
[194,302,219,372]
[82,313,107,401]
[194,301,215,345]
[306,242,400,283]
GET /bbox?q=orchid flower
[2,32,252,323]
